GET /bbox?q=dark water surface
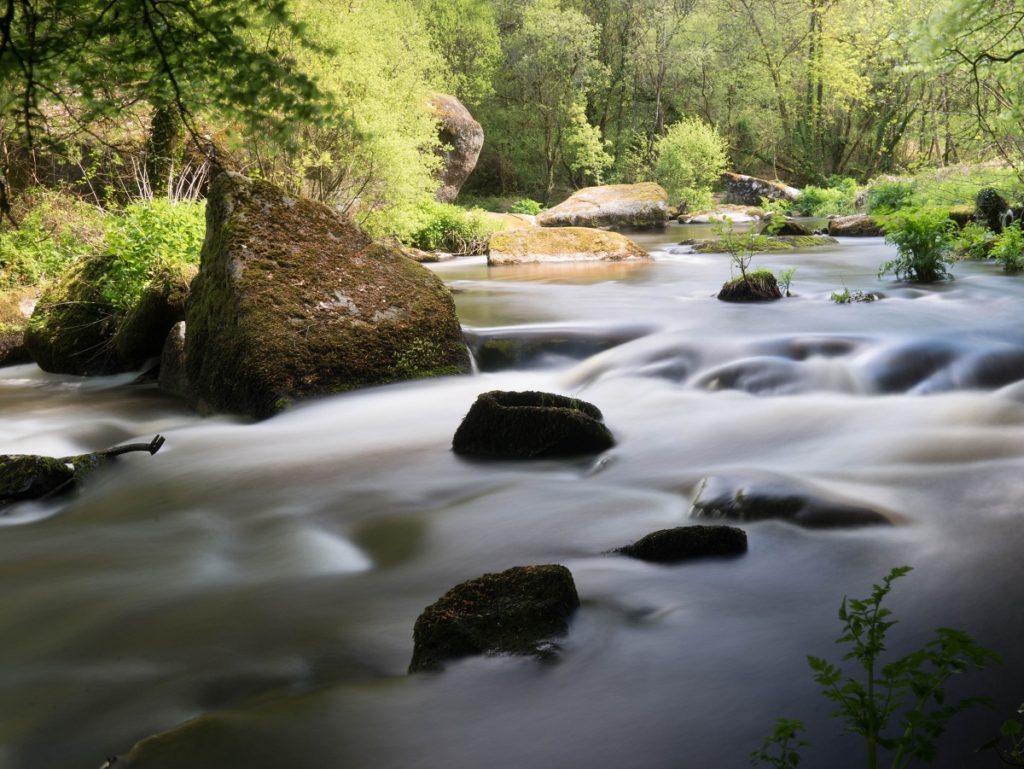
[2,225,1023,769]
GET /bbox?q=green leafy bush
[403,199,501,255]
[754,567,999,769]
[991,222,1024,272]
[510,198,544,215]
[792,177,858,217]
[0,191,106,289]
[867,180,914,214]
[99,199,206,311]
[654,117,728,211]
[953,221,995,261]
[880,208,956,283]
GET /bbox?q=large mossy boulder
[827,214,884,237]
[488,226,649,265]
[975,187,1012,233]
[720,172,800,206]
[717,271,783,302]
[431,94,485,203]
[409,564,580,673]
[452,390,615,459]
[185,172,470,420]
[114,262,196,365]
[613,525,748,563]
[536,183,668,229]
[24,253,123,375]
[690,472,891,528]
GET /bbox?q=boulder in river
[185,172,470,420]
[432,94,484,203]
[613,525,748,563]
[536,183,668,229]
[720,172,800,206]
[452,390,615,459]
[690,472,892,528]
[488,226,648,265]
[717,271,783,302]
[409,564,580,673]
[679,204,762,224]
[827,214,884,237]
[158,321,189,399]
[114,262,197,367]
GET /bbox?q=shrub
[99,198,206,311]
[0,190,106,289]
[867,180,915,214]
[510,198,544,215]
[654,117,728,211]
[991,222,1024,272]
[880,208,956,283]
[831,287,879,303]
[403,199,502,255]
[792,177,858,217]
[953,221,995,261]
[753,567,999,769]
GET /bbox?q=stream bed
[2,224,1023,769]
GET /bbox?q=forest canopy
[0,0,1022,222]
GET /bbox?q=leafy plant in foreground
[990,222,1024,273]
[953,221,995,261]
[880,209,956,283]
[753,567,999,769]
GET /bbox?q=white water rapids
[1,226,1023,769]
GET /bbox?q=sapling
[753,567,998,769]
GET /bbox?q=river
[1,225,1022,769]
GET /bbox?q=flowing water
[2,225,1023,769]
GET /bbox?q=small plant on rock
[753,567,999,769]
[879,209,956,283]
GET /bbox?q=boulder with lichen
[432,94,484,203]
[185,172,470,420]
[488,226,649,265]
[536,183,668,229]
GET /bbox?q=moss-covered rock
[947,205,976,228]
[975,187,1012,233]
[694,234,836,253]
[827,214,884,237]
[0,327,30,366]
[536,183,668,229]
[409,564,580,673]
[185,172,470,420]
[718,271,783,302]
[114,262,197,365]
[452,390,615,459]
[0,288,36,366]
[488,226,649,265]
[613,525,748,563]
[158,321,188,399]
[431,94,484,203]
[0,455,75,505]
[690,472,891,528]
[24,253,123,375]
[679,204,763,223]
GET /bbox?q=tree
[0,0,327,216]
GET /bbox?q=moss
[114,261,197,365]
[947,205,976,228]
[718,269,783,302]
[409,564,580,673]
[185,173,470,420]
[0,455,75,504]
[694,234,837,253]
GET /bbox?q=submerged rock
[690,472,891,528]
[0,435,165,510]
[464,326,651,372]
[720,172,800,205]
[827,214,884,237]
[431,94,484,203]
[537,183,668,229]
[185,172,470,420]
[613,525,748,563]
[409,564,580,673]
[488,226,649,265]
[452,390,615,459]
[717,271,783,302]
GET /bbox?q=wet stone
[613,525,748,563]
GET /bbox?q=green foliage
[99,199,205,311]
[412,0,501,105]
[755,567,999,769]
[713,218,757,279]
[831,287,879,304]
[987,704,1024,766]
[751,718,808,769]
[0,192,106,289]
[867,181,915,215]
[880,209,956,283]
[654,117,729,211]
[777,267,797,296]
[953,221,995,261]
[792,178,858,217]
[402,200,501,255]
[991,222,1024,273]
[510,199,544,216]
[563,102,614,187]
